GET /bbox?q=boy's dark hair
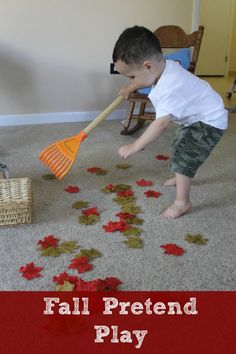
[112,25,162,64]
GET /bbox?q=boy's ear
[143,60,153,71]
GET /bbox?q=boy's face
[115,59,160,88]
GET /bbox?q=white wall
[0,0,194,115]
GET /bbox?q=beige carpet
[0,114,235,290]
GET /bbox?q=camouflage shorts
[170,121,224,178]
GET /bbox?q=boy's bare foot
[163,177,176,186]
[0,172,5,179]
[161,201,192,219]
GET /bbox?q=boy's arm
[119,83,142,99]
[119,115,171,159]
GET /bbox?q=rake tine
[54,159,71,177]
[56,162,72,180]
[40,145,58,161]
[48,153,67,170]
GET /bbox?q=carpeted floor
[0,114,235,290]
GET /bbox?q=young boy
[113,25,228,219]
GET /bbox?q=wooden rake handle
[83,96,125,135]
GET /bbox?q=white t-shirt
[148,60,228,129]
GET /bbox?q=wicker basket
[0,178,32,227]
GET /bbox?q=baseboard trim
[0,109,127,126]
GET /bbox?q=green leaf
[123,237,143,248]
[115,163,131,169]
[95,169,108,175]
[40,246,61,257]
[114,184,132,192]
[75,248,102,259]
[121,203,142,215]
[123,227,142,237]
[41,174,56,180]
[113,196,136,205]
[72,200,90,209]
[55,281,75,291]
[58,241,80,254]
[185,233,208,245]
[126,217,144,225]
[79,214,101,225]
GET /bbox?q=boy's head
[113,25,162,65]
[113,26,163,88]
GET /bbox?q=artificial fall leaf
[72,201,90,209]
[64,185,80,193]
[160,244,185,256]
[155,154,170,160]
[38,235,59,249]
[19,262,43,280]
[53,272,78,285]
[185,233,208,245]
[121,204,142,215]
[68,256,93,273]
[95,168,108,175]
[144,190,162,198]
[75,278,100,291]
[41,174,56,180]
[55,280,75,291]
[114,184,132,192]
[58,241,80,254]
[123,237,143,248]
[103,220,130,233]
[101,184,115,193]
[87,167,108,175]
[98,277,123,291]
[136,179,153,187]
[123,227,142,237]
[76,248,102,259]
[113,196,136,205]
[82,207,100,216]
[126,217,144,225]
[87,167,102,173]
[116,212,135,220]
[40,246,61,257]
[75,277,122,291]
[115,163,131,169]
[79,214,100,225]
[116,190,134,197]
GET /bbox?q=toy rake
[39,96,124,180]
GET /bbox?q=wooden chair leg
[120,101,146,135]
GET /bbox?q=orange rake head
[39,131,88,180]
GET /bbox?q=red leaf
[103,220,130,232]
[53,272,78,285]
[116,212,135,220]
[98,277,123,291]
[19,262,43,280]
[144,190,161,198]
[64,185,80,193]
[106,184,115,191]
[82,207,100,216]
[116,190,134,197]
[68,256,93,273]
[136,179,153,187]
[160,244,185,256]
[75,277,122,291]
[38,235,59,249]
[75,278,101,291]
[155,154,170,160]
[87,167,102,173]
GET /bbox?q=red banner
[0,291,235,354]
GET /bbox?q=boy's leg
[163,176,176,186]
[161,172,192,219]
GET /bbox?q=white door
[196,0,233,76]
